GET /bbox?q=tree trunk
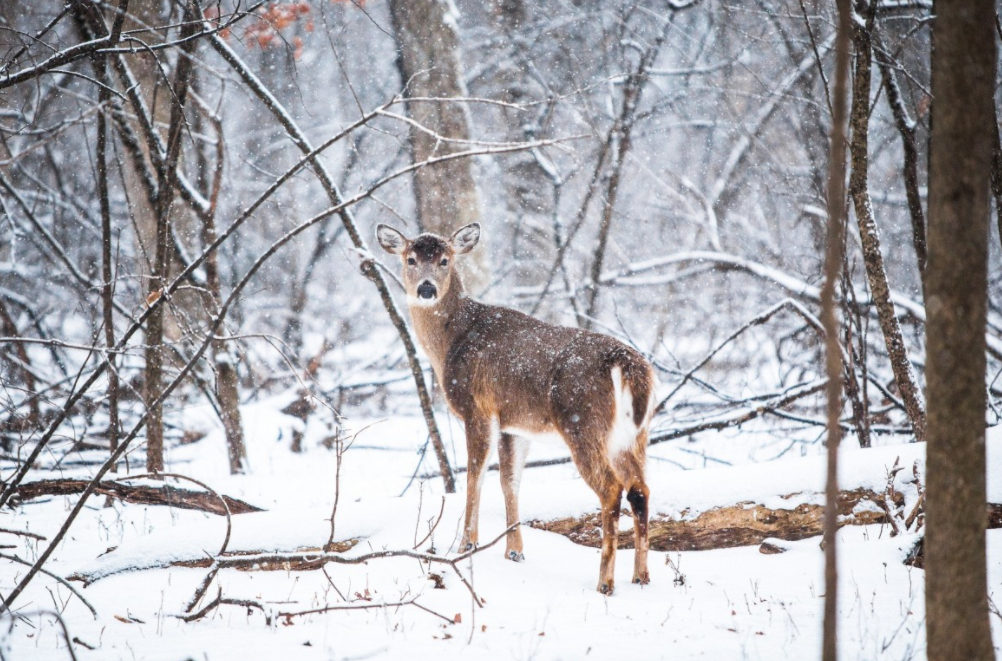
[145,2,198,474]
[847,6,926,442]
[874,29,927,281]
[96,69,119,469]
[924,1,996,659]
[192,73,247,475]
[387,0,487,291]
[0,298,38,430]
[821,2,852,660]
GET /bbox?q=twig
[650,380,829,444]
[413,496,447,550]
[180,588,272,625]
[122,473,234,556]
[184,564,219,614]
[0,528,46,541]
[278,596,453,624]
[0,553,96,619]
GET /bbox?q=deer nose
[417,281,437,300]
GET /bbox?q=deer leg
[498,433,528,561]
[460,415,497,552]
[564,430,624,594]
[597,480,623,594]
[626,481,650,584]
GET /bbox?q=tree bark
[0,298,38,430]
[990,104,1002,250]
[924,1,996,659]
[874,29,927,280]
[387,0,487,291]
[96,66,120,468]
[11,478,262,515]
[145,2,199,474]
[530,491,1002,553]
[193,77,246,475]
[821,2,852,660]
[848,6,926,442]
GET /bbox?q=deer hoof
[632,573,650,585]
[506,550,525,562]
[598,582,614,595]
[463,542,477,552]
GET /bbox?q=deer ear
[376,224,407,255]
[450,223,481,254]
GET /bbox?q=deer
[376,222,655,594]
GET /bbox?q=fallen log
[529,490,1002,553]
[169,539,360,573]
[10,478,262,516]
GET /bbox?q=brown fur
[376,223,655,593]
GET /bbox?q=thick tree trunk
[387,0,486,291]
[848,8,926,442]
[924,1,996,659]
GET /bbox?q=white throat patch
[408,295,440,308]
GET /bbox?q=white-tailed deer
[376,222,655,594]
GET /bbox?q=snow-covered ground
[4,398,1001,660]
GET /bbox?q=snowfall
[3,393,1001,661]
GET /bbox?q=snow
[4,399,1001,660]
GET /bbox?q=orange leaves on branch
[202,7,231,40]
[242,3,312,57]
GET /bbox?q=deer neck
[409,271,473,375]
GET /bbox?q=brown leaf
[453,613,462,624]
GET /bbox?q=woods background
[5,0,988,476]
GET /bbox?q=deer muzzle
[417,281,438,300]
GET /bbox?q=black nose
[417,282,437,299]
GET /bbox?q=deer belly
[500,425,566,445]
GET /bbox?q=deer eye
[440,258,449,267]
[407,257,417,266]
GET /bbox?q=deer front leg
[498,433,528,561]
[460,415,496,552]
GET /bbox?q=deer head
[375,223,481,307]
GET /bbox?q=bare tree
[847,2,926,442]
[822,3,852,659]
[923,0,996,659]
[143,0,199,474]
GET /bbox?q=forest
[0,0,1000,659]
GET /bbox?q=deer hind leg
[570,446,624,594]
[615,429,650,585]
[598,479,624,594]
[460,415,498,552]
[625,479,650,584]
[498,433,528,561]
